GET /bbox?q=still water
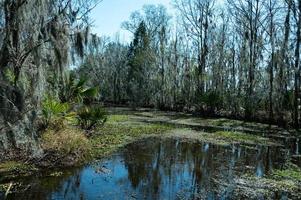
[4,137,294,200]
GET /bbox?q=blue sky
[90,0,173,42]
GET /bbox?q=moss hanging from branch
[84,26,90,46]
[75,31,85,58]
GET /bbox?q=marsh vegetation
[0,0,301,199]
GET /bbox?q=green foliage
[59,73,99,104]
[90,121,173,157]
[4,68,16,84]
[42,73,106,131]
[107,115,129,123]
[213,131,274,145]
[78,106,107,130]
[272,163,301,182]
[41,96,76,127]
[200,90,223,112]
[127,21,154,106]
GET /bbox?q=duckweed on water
[166,129,278,146]
[107,114,129,123]
[214,131,276,145]
[90,121,173,157]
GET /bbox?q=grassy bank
[0,110,296,196]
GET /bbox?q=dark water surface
[4,137,299,200]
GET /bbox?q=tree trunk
[269,0,275,124]
[294,0,301,128]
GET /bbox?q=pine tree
[127,21,152,108]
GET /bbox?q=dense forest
[77,0,301,127]
[0,0,301,199]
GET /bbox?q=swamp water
[3,137,300,200]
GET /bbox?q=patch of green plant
[77,106,107,130]
[107,115,129,123]
[41,96,76,127]
[168,130,278,146]
[213,131,274,145]
[99,123,173,137]
[90,123,173,157]
[272,164,301,182]
[165,129,232,146]
[42,73,107,132]
[4,68,16,84]
[200,90,223,111]
[59,73,99,103]
[211,119,242,127]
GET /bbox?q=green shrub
[200,90,223,112]
[59,74,99,104]
[78,106,107,130]
[41,97,76,128]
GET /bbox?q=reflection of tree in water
[123,139,163,199]
[7,138,287,200]
[6,169,83,200]
[59,173,83,200]
[122,138,285,199]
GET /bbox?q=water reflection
[6,138,287,200]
